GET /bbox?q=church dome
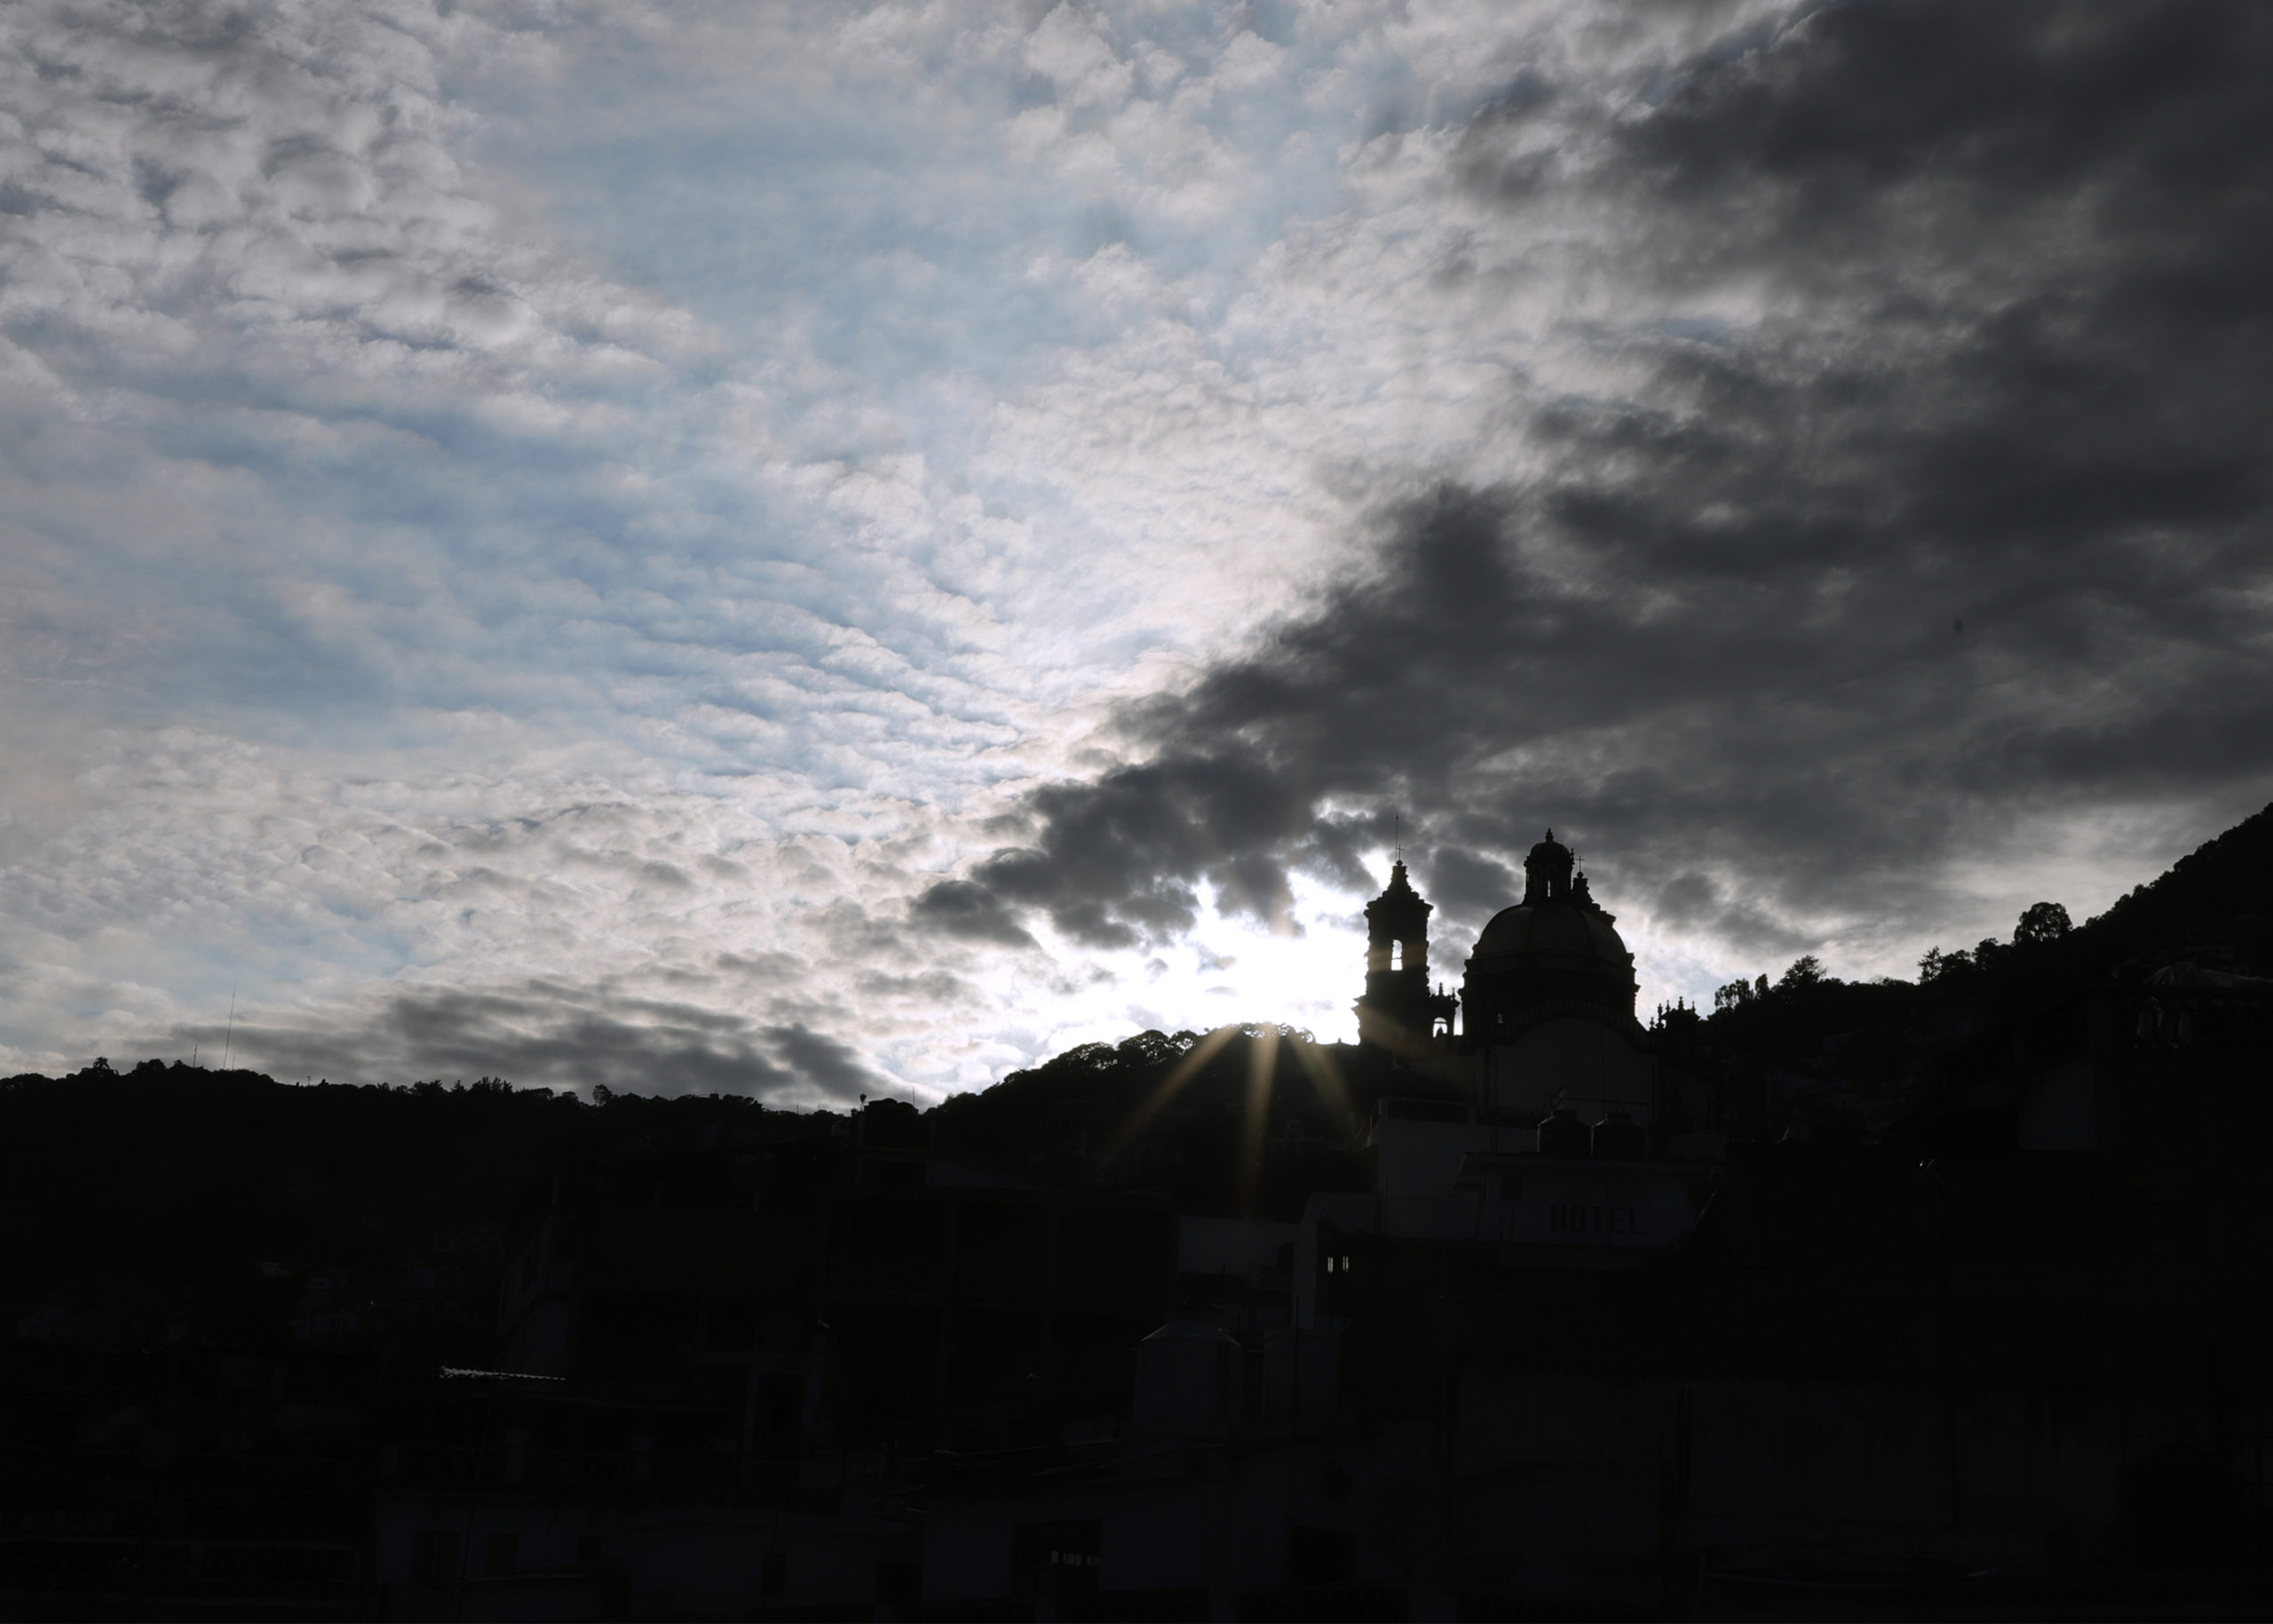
[1459,830,1638,1035]
[1469,900,1631,972]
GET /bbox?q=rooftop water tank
[1131,1310,1242,1437]
[1592,1109,1648,1161]
[1539,1106,1591,1158]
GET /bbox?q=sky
[3,0,2269,1105]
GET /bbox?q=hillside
[1689,801,2273,1143]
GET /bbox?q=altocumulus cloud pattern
[2,1,2269,1101]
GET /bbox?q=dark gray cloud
[954,755,1314,948]
[763,1022,887,1101]
[923,1,2273,965]
[180,983,889,1105]
[909,879,1040,947]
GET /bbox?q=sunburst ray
[1287,1033,1352,1124]
[1092,1023,1241,1174]
[1238,1024,1280,1216]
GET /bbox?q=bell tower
[1355,853,1456,1053]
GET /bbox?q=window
[408,1530,459,1589]
[1012,1519,1101,1596]
[485,1532,518,1577]
[1390,941,1403,969]
[761,1551,787,1598]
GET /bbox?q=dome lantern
[1522,830,1576,904]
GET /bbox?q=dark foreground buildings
[8,829,2273,1619]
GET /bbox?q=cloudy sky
[3,1,2269,1104]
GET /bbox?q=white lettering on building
[1546,1204,1643,1237]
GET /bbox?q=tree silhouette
[2015,900,2073,946]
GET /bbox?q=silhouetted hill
[1692,800,2273,1143]
[0,1032,1382,1362]
[0,1061,835,1362]
[927,1024,1379,1218]
[2074,799,2273,977]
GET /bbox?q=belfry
[1351,858,1456,1053]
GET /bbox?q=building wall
[1447,1367,2270,1597]
[923,1440,1391,1605]
[617,1508,898,1618]
[1480,1017,1656,1121]
[1373,1113,1531,1240]
[374,1494,908,1621]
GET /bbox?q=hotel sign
[1546,1201,1644,1237]
[1494,1167,1697,1250]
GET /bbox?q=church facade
[1353,833,1663,1135]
